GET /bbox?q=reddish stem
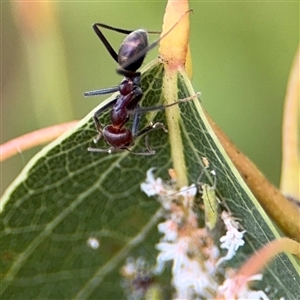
[1,121,78,162]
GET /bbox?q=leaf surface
[1,59,299,299]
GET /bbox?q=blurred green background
[1,1,299,194]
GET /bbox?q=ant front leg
[92,97,118,143]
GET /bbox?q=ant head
[118,29,148,72]
[116,9,192,75]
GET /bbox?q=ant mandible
[84,10,193,155]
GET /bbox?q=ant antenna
[93,22,160,36]
[91,24,161,65]
[118,9,193,73]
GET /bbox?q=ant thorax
[119,79,134,96]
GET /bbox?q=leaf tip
[159,0,191,72]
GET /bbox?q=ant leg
[131,105,141,136]
[131,102,168,138]
[126,110,166,155]
[125,136,155,156]
[134,122,168,155]
[88,138,154,155]
[135,122,168,138]
[88,146,120,154]
[92,97,118,143]
[92,116,103,144]
[88,142,154,156]
[127,93,200,115]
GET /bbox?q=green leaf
[1,59,299,299]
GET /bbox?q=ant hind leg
[125,135,155,156]
[131,107,168,139]
[135,122,168,138]
[92,115,104,144]
[129,122,168,155]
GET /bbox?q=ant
[84,10,193,155]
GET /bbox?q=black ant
[84,10,193,155]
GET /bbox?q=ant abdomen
[103,126,133,148]
[118,30,148,72]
